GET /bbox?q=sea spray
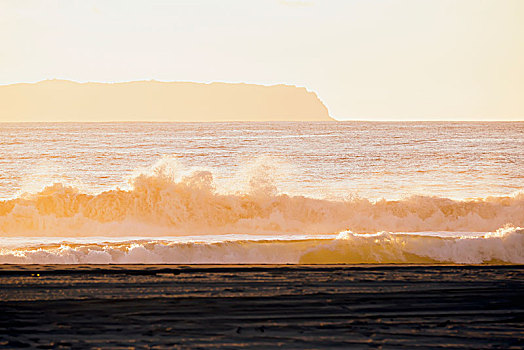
[0,162,522,237]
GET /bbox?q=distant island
[0,80,333,122]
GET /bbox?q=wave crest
[0,164,523,236]
[300,227,524,264]
[1,228,522,265]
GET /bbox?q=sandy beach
[1,265,522,349]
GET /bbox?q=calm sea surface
[1,121,523,200]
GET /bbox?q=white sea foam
[0,163,522,238]
[1,227,522,265]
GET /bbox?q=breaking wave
[1,159,523,264]
[1,227,522,264]
[0,160,523,237]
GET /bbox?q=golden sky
[1,0,523,120]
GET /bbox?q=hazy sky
[1,0,523,120]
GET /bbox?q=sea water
[0,121,523,264]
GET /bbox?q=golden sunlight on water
[0,122,522,264]
[1,122,522,200]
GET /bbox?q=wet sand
[1,265,523,349]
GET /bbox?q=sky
[1,0,523,120]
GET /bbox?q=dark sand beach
[0,265,523,349]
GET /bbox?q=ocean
[1,121,523,348]
[0,121,523,264]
